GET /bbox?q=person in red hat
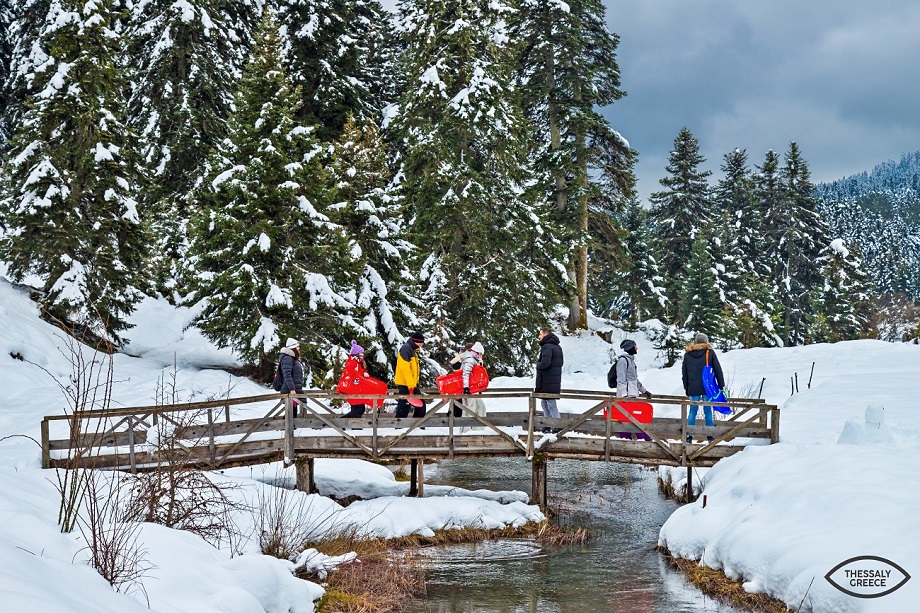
[395,331,426,418]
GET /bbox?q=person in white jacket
[615,339,652,399]
[449,342,485,417]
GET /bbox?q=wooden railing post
[127,416,137,474]
[680,401,688,465]
[284,395,294,465]
[770,406,780,444]
[527,395,536,457]
[207,408,215,465]
[40,418,51,469]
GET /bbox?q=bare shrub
[127,360,249,554]
[77,470,151,597]
[254,474,348,561]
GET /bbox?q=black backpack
[607,356,624,388]
[272,355,284,391]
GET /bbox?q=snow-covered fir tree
[512,0,635,330]
[649,127,712,320]
[762,142,831,345]
[1,0,52,150]
[809,239,873,342]
[0,0,13,147]
[0,0,146,343]
[126,0,262,294]
[188,10,358,374]
[392,0,559,375]
[327,116,419,376]
[277,0,392,141]
[678,229,723,341]
[595,197,666,328]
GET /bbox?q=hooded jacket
[682,342,725,397]
[279,346,304,394]
[394,339,420,388]
[534,333,564,394]
[459,349,482,389]
[615,351,648,398]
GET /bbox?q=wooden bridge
[40,389,779,508]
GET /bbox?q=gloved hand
[643,390,653,399]
[463,387,471,395]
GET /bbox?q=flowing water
[406,458,739,612]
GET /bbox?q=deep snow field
[1,277,918,612]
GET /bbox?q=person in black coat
[681,332,724,442]
[279,337,305,417]
[534,328,563,420]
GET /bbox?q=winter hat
[349,340,364,356]
[285,337,300,349]
[409,331,425,343]
[693,332,709,344]
[619,339,637,352]
[471,341,485,355]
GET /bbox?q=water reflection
[407,458,739,612]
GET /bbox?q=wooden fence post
[40,418,51,469]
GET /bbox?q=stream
[405,457,739,612]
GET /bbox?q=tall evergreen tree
[593,197,666,327]
[188,10,359,373]
[0,0,13,147]
[809,239,873,342]
[126,0,262,293]
[278,0,392,141]
[678,229,724,340]
[761,142,830,345]
[2,0,52,150]
[327,116,418,376]
[649,127,712,320]
[392,0,559,375]
[512,0,635,330]
[0,0,146,342]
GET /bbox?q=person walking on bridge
[615,339,652,399]
[534,327,563,421]
[395,331,427,418]
[682,332,724,443]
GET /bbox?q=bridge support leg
[686,466,694,502]
[296,457,316,494]
[409,459,419,497]
[532,456,547,512]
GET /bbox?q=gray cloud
[603,0,920,199]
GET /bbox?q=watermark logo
[825,556,911,599]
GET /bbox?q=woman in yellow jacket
[395,331,426,417]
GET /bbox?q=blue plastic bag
[702,360,732,415]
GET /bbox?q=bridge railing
[41,387,778,471]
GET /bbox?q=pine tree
[649,127,712,320]
[810,239,873,342]
[594,197,666,327]
[327,116,418,376]
[678,229,724,341]
[761,142,830,345]
[2,0,52,150]
[188,10,359,373]
[278,0,392,141]
[0,0,13,147]
[512,0,635,330]
[126,0,261,293]
[392,0,559,375]
[0,0,146,342]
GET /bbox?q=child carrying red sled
[338,340,387,418]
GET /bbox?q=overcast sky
[380,1,920,201]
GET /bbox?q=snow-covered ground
[0,280,542,612]
[2,276,918,612]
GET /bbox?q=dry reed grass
[660,548,792,612]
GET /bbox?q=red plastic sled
[603,400,653,423]
[436,365,490,395]
[337,358,388,408]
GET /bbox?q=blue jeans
[541,398,560,419]
[688,395,714,427]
